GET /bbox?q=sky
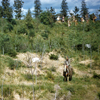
[0,0,100,16]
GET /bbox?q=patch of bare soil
[79,60,94,65]
[16,52,65,76]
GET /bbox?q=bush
[3,25,8,33]
[7,24,13,31]
[28,29,35,37]
[17,25,27,34]
[8,57,23,70]
[49,66,56,72]
[41,32,48,40]
[97,92,100,99]
[46,71,55,80]
[39,11,54,25]
[11,19,17,25]
[8,58,15,70]
[22,73,33,81]
[8,49,17,57]
[49,54,58,60]
[93,72,100,79]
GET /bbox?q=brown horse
[63,65,73,81]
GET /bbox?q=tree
[25,9,33,29]
[39,11,54,25]
[80,0,88,20]
[1,0,13,19]
[61,0,68,17]
[49,7,56,22]
[0,6,3,17]
[34,0,42,18]
[73,6,79,19]
[13,0,24,19]
[73,6,79,15]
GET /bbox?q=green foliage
[40,11,54,25]
[1,0,13,19]
[11,19,17,25]
[0,85,13,98]
[49,54,58,60]
[7,57,23,70]
[3,25,9,33]
[7,49,17,57]
[34,0,42,18]
[28,29,35,37]
[45,83,55,93]
[97,92,100,99]
[73,6,79,16]
[13,0,24,19]
[25,9,33,29]
[22,73,33,81]
[8,58,15,70]
[49,66,56,72]
[46,71,55,80]
[66,86,75,94]
[93,72,100,79]
[0,6,3,17]
[61,0,68,17]
[17,25,27,34]
[41,32,48,40]
[7,24,13,31]
[80,0,88,19]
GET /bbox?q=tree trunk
[3,47,4,55]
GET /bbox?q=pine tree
[0,6,3,18]
[49,7,56,22]
[61,0,68,17]
[73,6,79,15]
[1,0,13,19]
[34,0,42,18]
[80,0,88,20]
[13,0,24,19]
[25,9,33,29]
[73,6,79,19]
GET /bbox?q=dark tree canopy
[34,0,42,18]
[73,6,79,15]
[40,11,54,25]
[80,0,88,19]
[0,6,3,17]
[13,0,24,19]
[1,0,13,19]
[61,0,68,17]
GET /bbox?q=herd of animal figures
[57,14,97,27]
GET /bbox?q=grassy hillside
[0,18,100,100]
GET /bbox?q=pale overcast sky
[0,0,100,16]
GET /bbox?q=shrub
[49,66,56,72]
[66,87,75,94]
[8,57,23,70]
[28,29,35,37]
[7,24,13,31]
[41,32,48,40]
[17,25,27,34]
[3,25,8,33]
[49,54,58,60]
[22,73,33,81]
[3,86,13,97]
[11,19,17,25]
[97,92,100,99]
[39,11,55,25]
[46,71,55,80]
[93,72,100,79]
[8,49,17,57]
[8,58,15,70]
